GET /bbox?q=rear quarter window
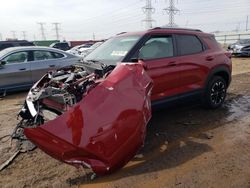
[177,34,203,56]
[52,52,65,58]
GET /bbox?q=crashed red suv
[16,28,232,175]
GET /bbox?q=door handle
[19,68,26,71]
[49,65,55,68]
[168,61,177,67]
[206,56,214,61]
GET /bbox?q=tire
[203,76,227,109]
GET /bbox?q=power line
[37,22,46,40]
[52,22,61,40]
[163,0,180,27]
[142,0,155,29]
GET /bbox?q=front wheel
[203,76,227,109]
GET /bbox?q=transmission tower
[37,22,46,40]
[22,31,27,40]
[52,22,61,40]
[142,0,155,29]
[163,0,180,27]
[11,31,17,39]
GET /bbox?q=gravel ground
[0,58,250,188]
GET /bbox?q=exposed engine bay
[12,63,115,152]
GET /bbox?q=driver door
[138,35,181,100]
[0,51,32,91]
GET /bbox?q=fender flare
[204,66,231,89]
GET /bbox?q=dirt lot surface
[0,58,250,188]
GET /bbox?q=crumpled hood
[24,63,153,175]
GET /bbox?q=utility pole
[93,33,96,40]
[22,31,27,40]
[52,22,61,40]
[246,15,249,31]
[11,31,17,39]
[163,0,180,27]
[37,22,46,40]
[142,0,155,29]
[0,33,2,41]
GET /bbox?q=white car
[67,43,93,56]
[79,42,103,57]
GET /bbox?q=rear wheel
[203,76,227,109]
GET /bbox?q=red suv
[18,28,232,176]
[85,27,232,108]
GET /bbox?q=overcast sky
[0,0,249,41]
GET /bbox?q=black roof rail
[149,27,202,32]
[116,32,127,35]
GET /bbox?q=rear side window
[34,51,55,61]
[177,35,203,55]
[52,52,65,58]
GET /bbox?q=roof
[117,27,211,37]
[1,46,64,52]
[0,46,74,58]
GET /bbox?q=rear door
[0,51,32,90]
[30,50,66,83]
[138,35,181,100]
[175,34,209,93]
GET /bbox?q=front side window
[177,35,203,55]
[3,51,28,64]
[85,35,141,65]
[34,51,54,61]
[139,36,174,60]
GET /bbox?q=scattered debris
[177,121,199,126]
[134,154,144,159]
[0,150,20,171]
[155,132,168,137]
[204,132,214,139]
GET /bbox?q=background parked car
[50,42,71,51]
[0,46,81,94]
[67,43,93,56]
[228,39,250,57]
[80,41,103,57]
[0,40,35,51]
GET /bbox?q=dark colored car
[0,40,34,51]
[228,39,250,56]
[15,27,232,175]
[50,42,71,51]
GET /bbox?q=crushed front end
[14,62,153,175]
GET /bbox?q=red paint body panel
[24,63,153,175]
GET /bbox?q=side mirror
[138,59,147,70]
[0,61,6,67]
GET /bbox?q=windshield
[85,35,141,65]
[0,47,14,58]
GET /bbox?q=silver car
[0,46,81,93]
